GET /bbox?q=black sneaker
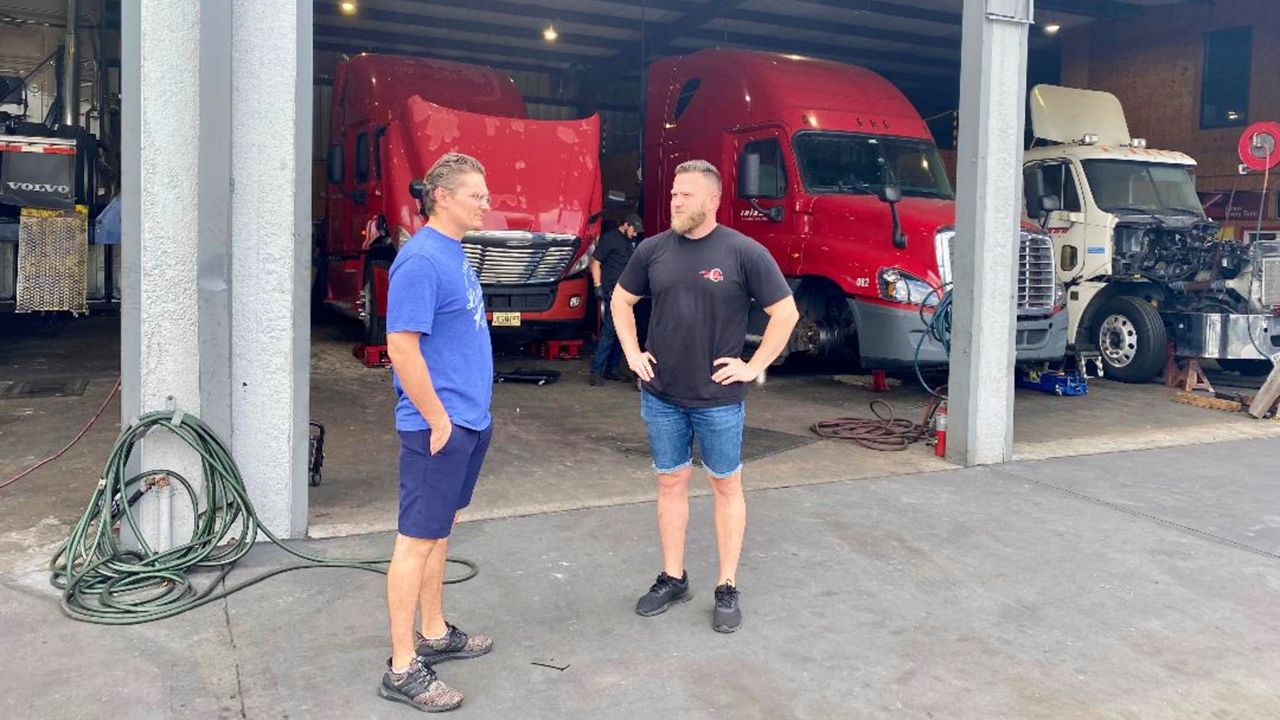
[415,624,494,664]
[713,583,742,633]
[379,657,464,713]
[635,571,691,616]
[588,372,604,386]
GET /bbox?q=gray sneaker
[713,583,742,633]
[379,657,464,713]
[415,624,494,664]
[635,571,691,616]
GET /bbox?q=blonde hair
[674,159,722,194]
[421,152,486,216]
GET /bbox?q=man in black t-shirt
[611,159,799,633]
[588,213,643,385]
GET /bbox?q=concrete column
[229,0,312,538]
[948,0,1032,466]
[120,0,206,549]
[121,0,312,546]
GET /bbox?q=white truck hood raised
[1030,84,1130,146]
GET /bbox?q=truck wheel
[1094,295,1166,382]
[1217,359,1275,376]
[363,260,389,346]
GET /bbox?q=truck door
[729,130,800,276]
[325,123,375,304]
[1026,159,1086,282]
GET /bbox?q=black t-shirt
[617,225,792,407]
[592,229,637,295]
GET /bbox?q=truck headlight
[879,268,939,307]
[566,242,596,275]
[1053,280,1066,310]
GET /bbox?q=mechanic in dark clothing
[611,159,799,633]
[588,213,644,385]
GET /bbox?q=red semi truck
[320,54,602,344]
[643,50,1068,369]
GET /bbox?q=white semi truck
[1022,85,1280,381]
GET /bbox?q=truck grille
[462,231,579,285]
[1258,241,1280,309]
[1018,231,1055,314]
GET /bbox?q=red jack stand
[1163,343,1213,393]
[871,370,891,393]
[353,344,390,368]
[529,338,583,360]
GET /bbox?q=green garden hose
[49,408,476,625]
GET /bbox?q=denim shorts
[398,424,493,539]
[639,390,745,478]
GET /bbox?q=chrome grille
[1018,231,1055,313]
[461,230,579,285]
[1258,241,1280,309]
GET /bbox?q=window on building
[1200,26,1251,129]
[741,138,786,199]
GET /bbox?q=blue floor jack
[1017,367,1088,396]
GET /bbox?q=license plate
[492,312,521,327]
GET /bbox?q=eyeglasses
[453,190,490,205]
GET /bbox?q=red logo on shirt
[699,268,725,283]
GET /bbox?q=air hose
[49,408,476,625]
[914,286,953,399]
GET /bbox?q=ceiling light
[543,24,558,42]
[339,1,357,16]
[1044,21,1061,35]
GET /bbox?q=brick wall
[1059,0,1279,205]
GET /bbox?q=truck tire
[1093,295,1166,382]
[363,260,389,346]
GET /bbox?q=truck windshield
[1081,160,1205,217]
[793,131,953,199]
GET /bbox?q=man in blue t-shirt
[380,152,495,712]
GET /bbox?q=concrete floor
[2,312,1279,570]
[3,437,1280,719]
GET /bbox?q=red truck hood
[808,194,955,286]
[395,96,601,238]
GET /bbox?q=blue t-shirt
[387,227,494,431]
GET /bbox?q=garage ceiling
[313,0,1206,90]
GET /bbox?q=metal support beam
[314,42,574,77]
[948,0,1032,466]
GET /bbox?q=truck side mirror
[736,152,784,222]
[737,153,762,198]
[327,145,344,184]
[1038,194,1062,214]
[1024,166,1047,219]
[878,184,902,204]
[877,184,907,248]
[408,179,427,217]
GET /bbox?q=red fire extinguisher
[934,401,948,458]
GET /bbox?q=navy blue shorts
[397,424,493,539]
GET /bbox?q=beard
[670,206,707,236]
